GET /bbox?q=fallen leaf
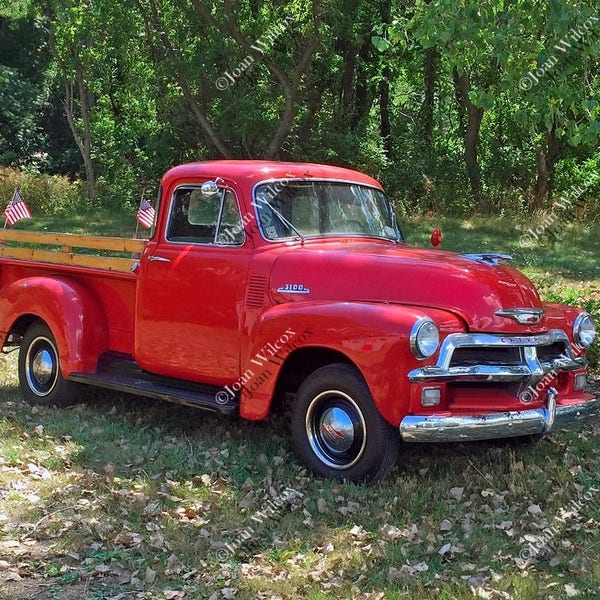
[439,543,451,556]
[238,491,254,509]
[565,583,579,597]
[165,553,182,576]
[380,524,403,540]
[527,504,543,517]
[413,561,429,572]
[322,541,334,554]
[449,487,464,501]
[145,567,156,584]
[439,519,452,532]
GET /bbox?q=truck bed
[0,229,146,271]
[0,229,146,355]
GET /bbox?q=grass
[0,213,598,599]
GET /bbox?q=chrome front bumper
[399,394,599,443]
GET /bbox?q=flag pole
[134,187,146,239]
[3,187,17,230]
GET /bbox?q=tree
[42,0,97,201]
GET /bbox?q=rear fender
[239,301,462,424]
[0,276,108,375]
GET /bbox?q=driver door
[134,184,250,386]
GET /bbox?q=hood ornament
[495,308,545,325]
[462,253,513,266]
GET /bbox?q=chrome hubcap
[25,336,58,397]
[32,350,54,385]
[306,390,367,470]
[320,407,355,453]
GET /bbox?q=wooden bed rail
[0,230,147,272]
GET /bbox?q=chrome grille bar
[408,329,585,383]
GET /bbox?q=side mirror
[200,177,225,197]
[430,228,442,247]
[201,180,219,196]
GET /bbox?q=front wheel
[18,321,79,406]
[291,364,399,483]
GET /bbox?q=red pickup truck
[0,161,597,482]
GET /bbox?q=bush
[0,167,88,216]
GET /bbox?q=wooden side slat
[0,246,138,272]
[0,230,146,253]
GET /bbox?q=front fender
[239,301,463,424]
[0,276,108,375]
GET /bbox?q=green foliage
[0,167,86,215]
[0,1,597,220]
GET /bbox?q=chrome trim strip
[495,308,545,325]
[408,356,585,383]
[408,329,580,383]
[399,396,599,443]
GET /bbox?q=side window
[166,186,245,245]
[216,192,245,245]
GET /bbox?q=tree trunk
[453,68,484,209]
[136,0,231,158]
[63,67,96,203]
[339,40,356,119]
[379,76,392,158]
[419,46,438,159]
[532,121,559,209]
[192,0,321,160]
[43,0,96,201]
[351,40,374,129]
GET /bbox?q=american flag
[136,197,155,229]
[4,190,32,226]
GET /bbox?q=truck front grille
[409,330,584,383]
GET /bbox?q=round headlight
[410,318,440,359]
[573,312,597,349]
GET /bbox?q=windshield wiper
[257,198,305,242]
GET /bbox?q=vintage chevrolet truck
[0,161,597,482]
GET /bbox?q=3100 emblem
[277,283,311,294]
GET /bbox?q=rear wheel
[18,321,79,406]
[291,363,399,483]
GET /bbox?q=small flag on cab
[136,196,155,229]
[3,189,32,227]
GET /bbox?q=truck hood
[269,240,545,333]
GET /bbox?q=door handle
[148,255,171,263]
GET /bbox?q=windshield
[253,180,403,242]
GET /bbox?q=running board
[69,356,238,415]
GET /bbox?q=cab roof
[161,160,383,190]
